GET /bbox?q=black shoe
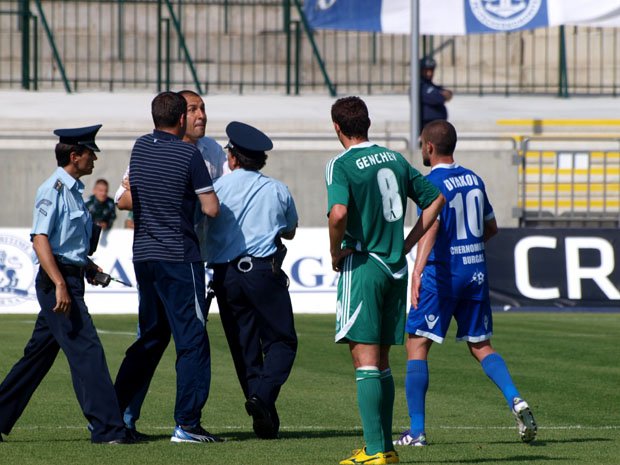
[95,436,136,445]
[245,395,278,439]
[0,433,3,442]
[125,427,150,442]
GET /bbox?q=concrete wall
[0,147,519,229]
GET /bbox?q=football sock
[379,368,395,451]
[480,353,520,407]
[405,360,428,437]
[356,367,384,455]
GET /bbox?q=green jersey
[326,142,440,274]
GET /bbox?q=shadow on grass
[401,457,568,464]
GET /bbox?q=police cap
[225,121,273,158]
[53,124,102,152]
[420,56,436,69]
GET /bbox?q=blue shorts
[405,287,493,343]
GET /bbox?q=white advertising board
[0,228,417,314]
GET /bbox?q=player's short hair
[422,120,457,155]
[331,96,370,139]
[55,143,88,167]
[151,91,187,129]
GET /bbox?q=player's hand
[410,270,422,309]
[331,248,354,272]
[53,282,71,315]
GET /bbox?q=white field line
[11,425,620,432]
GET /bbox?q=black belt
[212,255,276,273]
[53,257,85,278]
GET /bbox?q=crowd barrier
[2,227,618,315]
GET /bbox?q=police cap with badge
[54,124,102,152]
[225,121,273,159]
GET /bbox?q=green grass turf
[0,312,618,465]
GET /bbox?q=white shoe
[512,397,537,443]
[393,429,427,446]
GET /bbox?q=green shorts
[335,253,407,345]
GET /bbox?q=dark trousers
[0,271,125,443]
[213,263,297,410]
[114,261,211,427]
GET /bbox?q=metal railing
[520,137,620,227]
[0,1,619,95]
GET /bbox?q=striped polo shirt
[130,129,213,262]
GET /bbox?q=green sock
[356,367,384,455]
[380,368,395,451]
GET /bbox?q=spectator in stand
[86,179,116,230]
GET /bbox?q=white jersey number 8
[377,168,403,222]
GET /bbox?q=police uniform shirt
[206,169,298,264]
[31,167,93,266]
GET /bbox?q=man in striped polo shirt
[113,91,221,443]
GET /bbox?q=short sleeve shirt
[419,163,494,300]
[130,130,213,263]
[326,141,440,275]
[31,167,93,266]
[206,169,298,264]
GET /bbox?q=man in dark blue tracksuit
[420,56,453,132]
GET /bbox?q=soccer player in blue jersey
[395,120,537,447]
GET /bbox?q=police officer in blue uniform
[0,125,129,444]
[420,56,453,131]
[206,121,298,439]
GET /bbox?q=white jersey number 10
[448,189,484,240]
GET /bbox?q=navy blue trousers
[0,271,125,443]
[213,264,297,410]
[114,261,211,427]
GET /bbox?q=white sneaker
[393,429,427,446]
[512,397,537,443]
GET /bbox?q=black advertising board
[486,228,620,308]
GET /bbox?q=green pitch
[0,312,618,465]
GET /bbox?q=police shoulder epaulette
[54,179,63,192]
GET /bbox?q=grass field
[0,312,618,465]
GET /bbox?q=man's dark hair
[55,143,87,167]
[331,96,370,139]
[152,91,187,128]
[95,178,109,188]
[229,146,267,171]
[422,120,457,155]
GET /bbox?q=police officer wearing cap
[206,121,298,439]
[420,56,453,131]
[0,125,129,444]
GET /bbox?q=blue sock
[405,360,428,437]
[481,353,520,408]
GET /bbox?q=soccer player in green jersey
[326,96,445,465]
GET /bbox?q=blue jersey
[419,163,494,300]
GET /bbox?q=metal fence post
[32,14,38,91]
[33,0,71,92]
[157,0,162,92]
[558,25,569,98]
[294,20,301,95]
[20,0,31,90]
[284,0,291,95]
[293,0,336,96]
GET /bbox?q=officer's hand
[410,270,422,309]
[53,282,71,315]
[85,260,103,285]
[331,248,354,272]
[441,89,453,102]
